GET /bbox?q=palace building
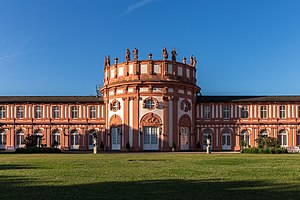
[0,48,300,151]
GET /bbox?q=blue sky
[1,0,300,96]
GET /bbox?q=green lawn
[1,153,300,199]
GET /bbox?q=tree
[24,134,44,148]
[255,136,279,149]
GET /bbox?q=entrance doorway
[111,127,120,150]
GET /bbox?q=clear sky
[1,0,300,96]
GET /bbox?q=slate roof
[197,96,300,103]
[0,96,103,103]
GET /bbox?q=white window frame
[145,99,155,109]
[53,106,59,119]
[16,130,25,146]
[203,106,211,119]
[17,106,24,119]
[90,106,96,119]
[71,106,78,119]
[223,106,230,119]
[52,130,60,147]
[280,106,286,119]
[70,130,79,149]
[261,105,267,119]
[241,130,250,147]
[241,106,248,118]
[35,106,42,119]
[0,130,6,146]
[0,106,5,119]
[278,130,288,147]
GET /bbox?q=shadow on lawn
[0,175,300,200]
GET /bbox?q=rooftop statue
[125,49,130,62]
[104,56,107,67]
[133,48,138,61]
[107,55,111,66]
[162,47,168,61]
[190,55,194,66]
[182,57,187,64]
[171,48,177,62]
[114,57,118,65]
[193,56,197,67]
[148,52,152,60]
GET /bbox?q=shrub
[196,141,201,150]
[100,141,105,150]
[126,141,130,150]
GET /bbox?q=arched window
[34,130,43,147]
[52,130,60,147]
[241,130,250,147]
[70,130,79,148]
[145,99,155,109]
[0,106,5,119]
[202,130,212,147]
[16,130,25,146]
[278,130,287,146]
[259,130,268,137]
[0,130,6,146]
[297,131,300,146]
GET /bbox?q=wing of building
[0,49,300,151]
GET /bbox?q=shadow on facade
[0,169,299,199]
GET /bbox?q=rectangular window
[223,106,230,119]
[17,106,23,119]
[143,126,157,145]
[0,106,5,119]
[90,106,96,119]
[53,106,59,119]
[298,106,300,118]
[280,106,286,118]
[261,106,267,119]
[35,106,42,118]
[203,106,211,119]
[241,106,248,118]
[71,106,78,119]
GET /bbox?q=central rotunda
[100,48,200,151]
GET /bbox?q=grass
[1,153,300,199]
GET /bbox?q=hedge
[241,147,288,154]
[15,147,62,154]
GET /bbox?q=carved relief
[140,113,162,126]
[109,114,122,126]
[110,99,121,112]
[181,99,191,112]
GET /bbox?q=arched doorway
[109,114,122,150]
[140,113,162,150]
[222,130,231,150]
[241,130,250,147]
[179,114,191,150]
[70,130,79,149]
[34,130,43,147]
[202,129,213,151]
